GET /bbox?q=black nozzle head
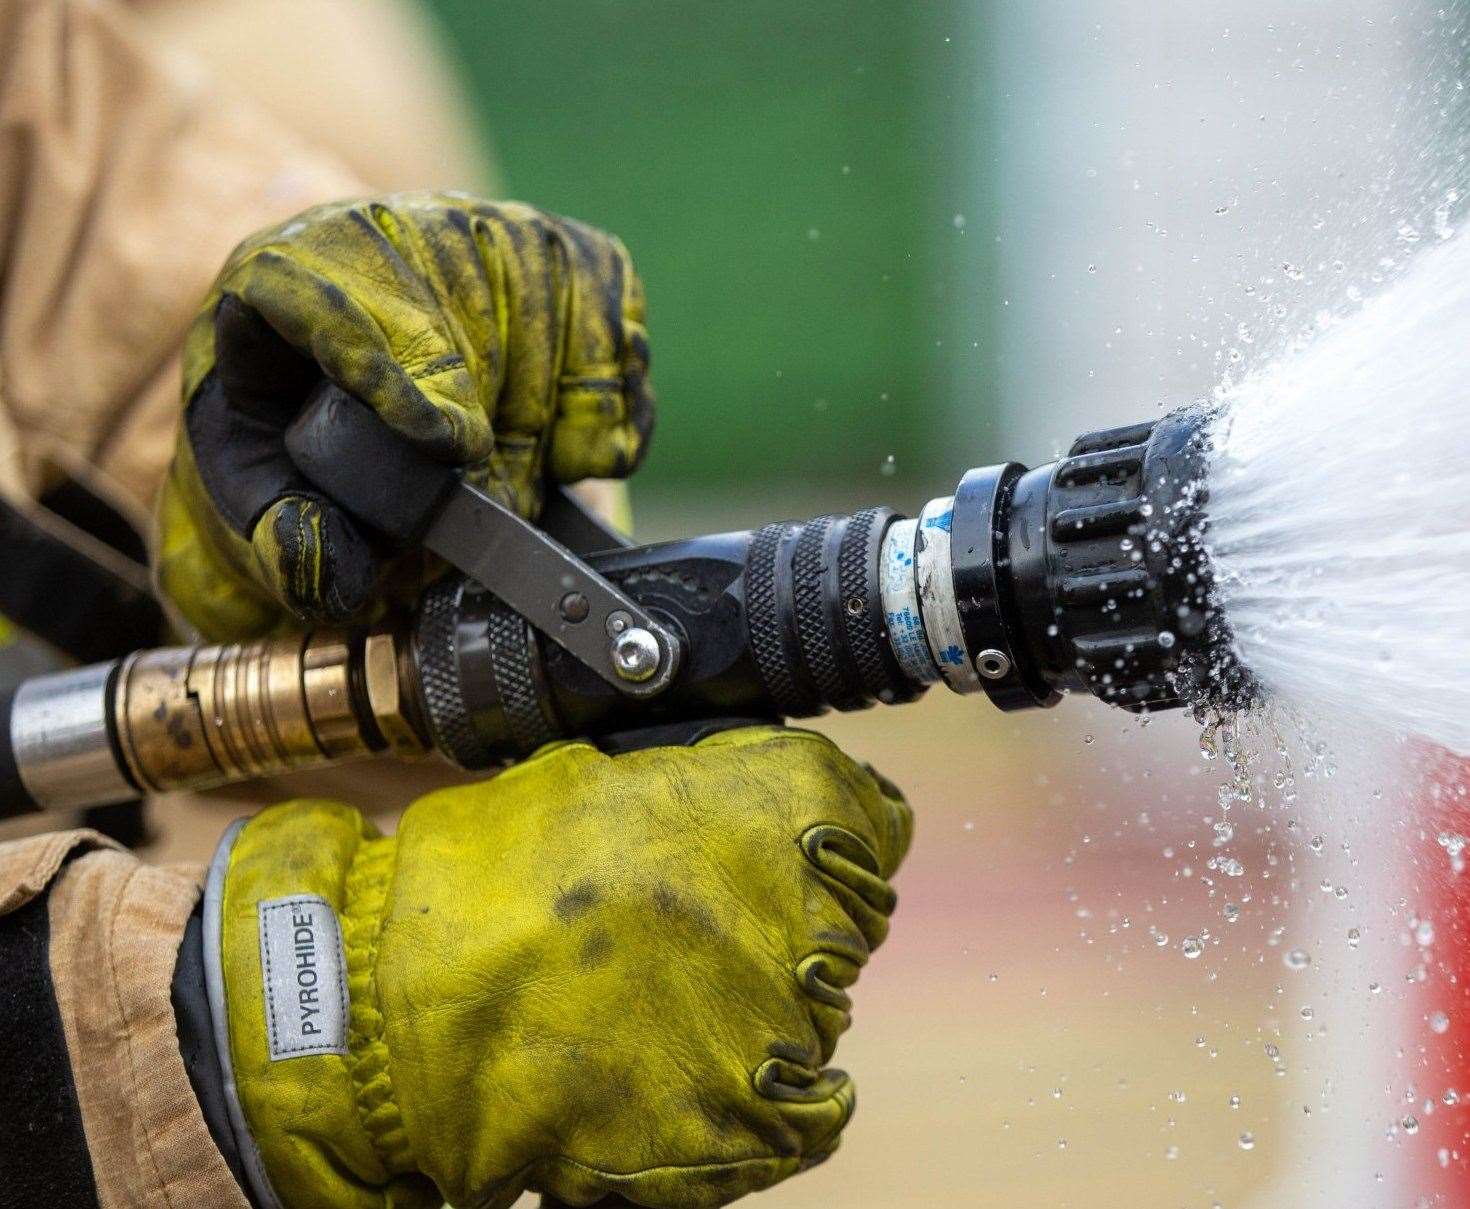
[1002,406,1258,714]
[1135,408,1259,714]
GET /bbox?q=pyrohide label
[257,895,348,1061]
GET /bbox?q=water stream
[1205,229,1470,758]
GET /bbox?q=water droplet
[1182,936,1203,959]
[1238,1132,1256,1150]
[879,454,897,477]
[1435,201,1457,241]
[1199,720,1219,760]
[1229,1094,1241,1109]
[1347,928,1361,948]
[1431,1011,1451,1035]
[1403,1115,1420,1135]
[1157,630,1176,649]
[1437,833,1469,874]
[1223,902,1241,923]
[1416,920,1436,946]
[1284,948,1311,970]
[1154,932,1170,948]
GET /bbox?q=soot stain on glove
[579,928,614,970]
[651,880,722,940]
[691,1078,806,1164]
[553,881,600,921]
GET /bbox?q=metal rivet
[611,627,661,682]
[558,592,590,623]
[605,610,632,637]
[845,596,865,617]
[975,648,1011,680]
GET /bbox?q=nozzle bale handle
[284,382,460,546]
[286,382,684,699]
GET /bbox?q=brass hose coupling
[112,628,429,796]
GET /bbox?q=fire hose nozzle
[0,400,1254,817]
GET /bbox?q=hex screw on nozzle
[611,627,661,682]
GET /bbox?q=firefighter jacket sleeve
[0,827,251,1208]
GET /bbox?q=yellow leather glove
[215,727,911,1209]
[158,193,654,641]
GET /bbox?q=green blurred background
[429,0,997,503]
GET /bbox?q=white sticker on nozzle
[915,496,982,694]
[880,518,939,685]
[258,895,348,1061]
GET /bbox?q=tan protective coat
[0,0,365,515]
[0,0,499,514]
[0,829,246,1207]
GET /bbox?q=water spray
[1205,227,1470,757]
[0,392,1245,814]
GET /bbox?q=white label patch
[257,895,348,1061]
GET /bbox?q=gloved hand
[157,193,654,641]
[214,727,911,1209]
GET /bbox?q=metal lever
[284,384,681,696]
[538,484,634,555]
